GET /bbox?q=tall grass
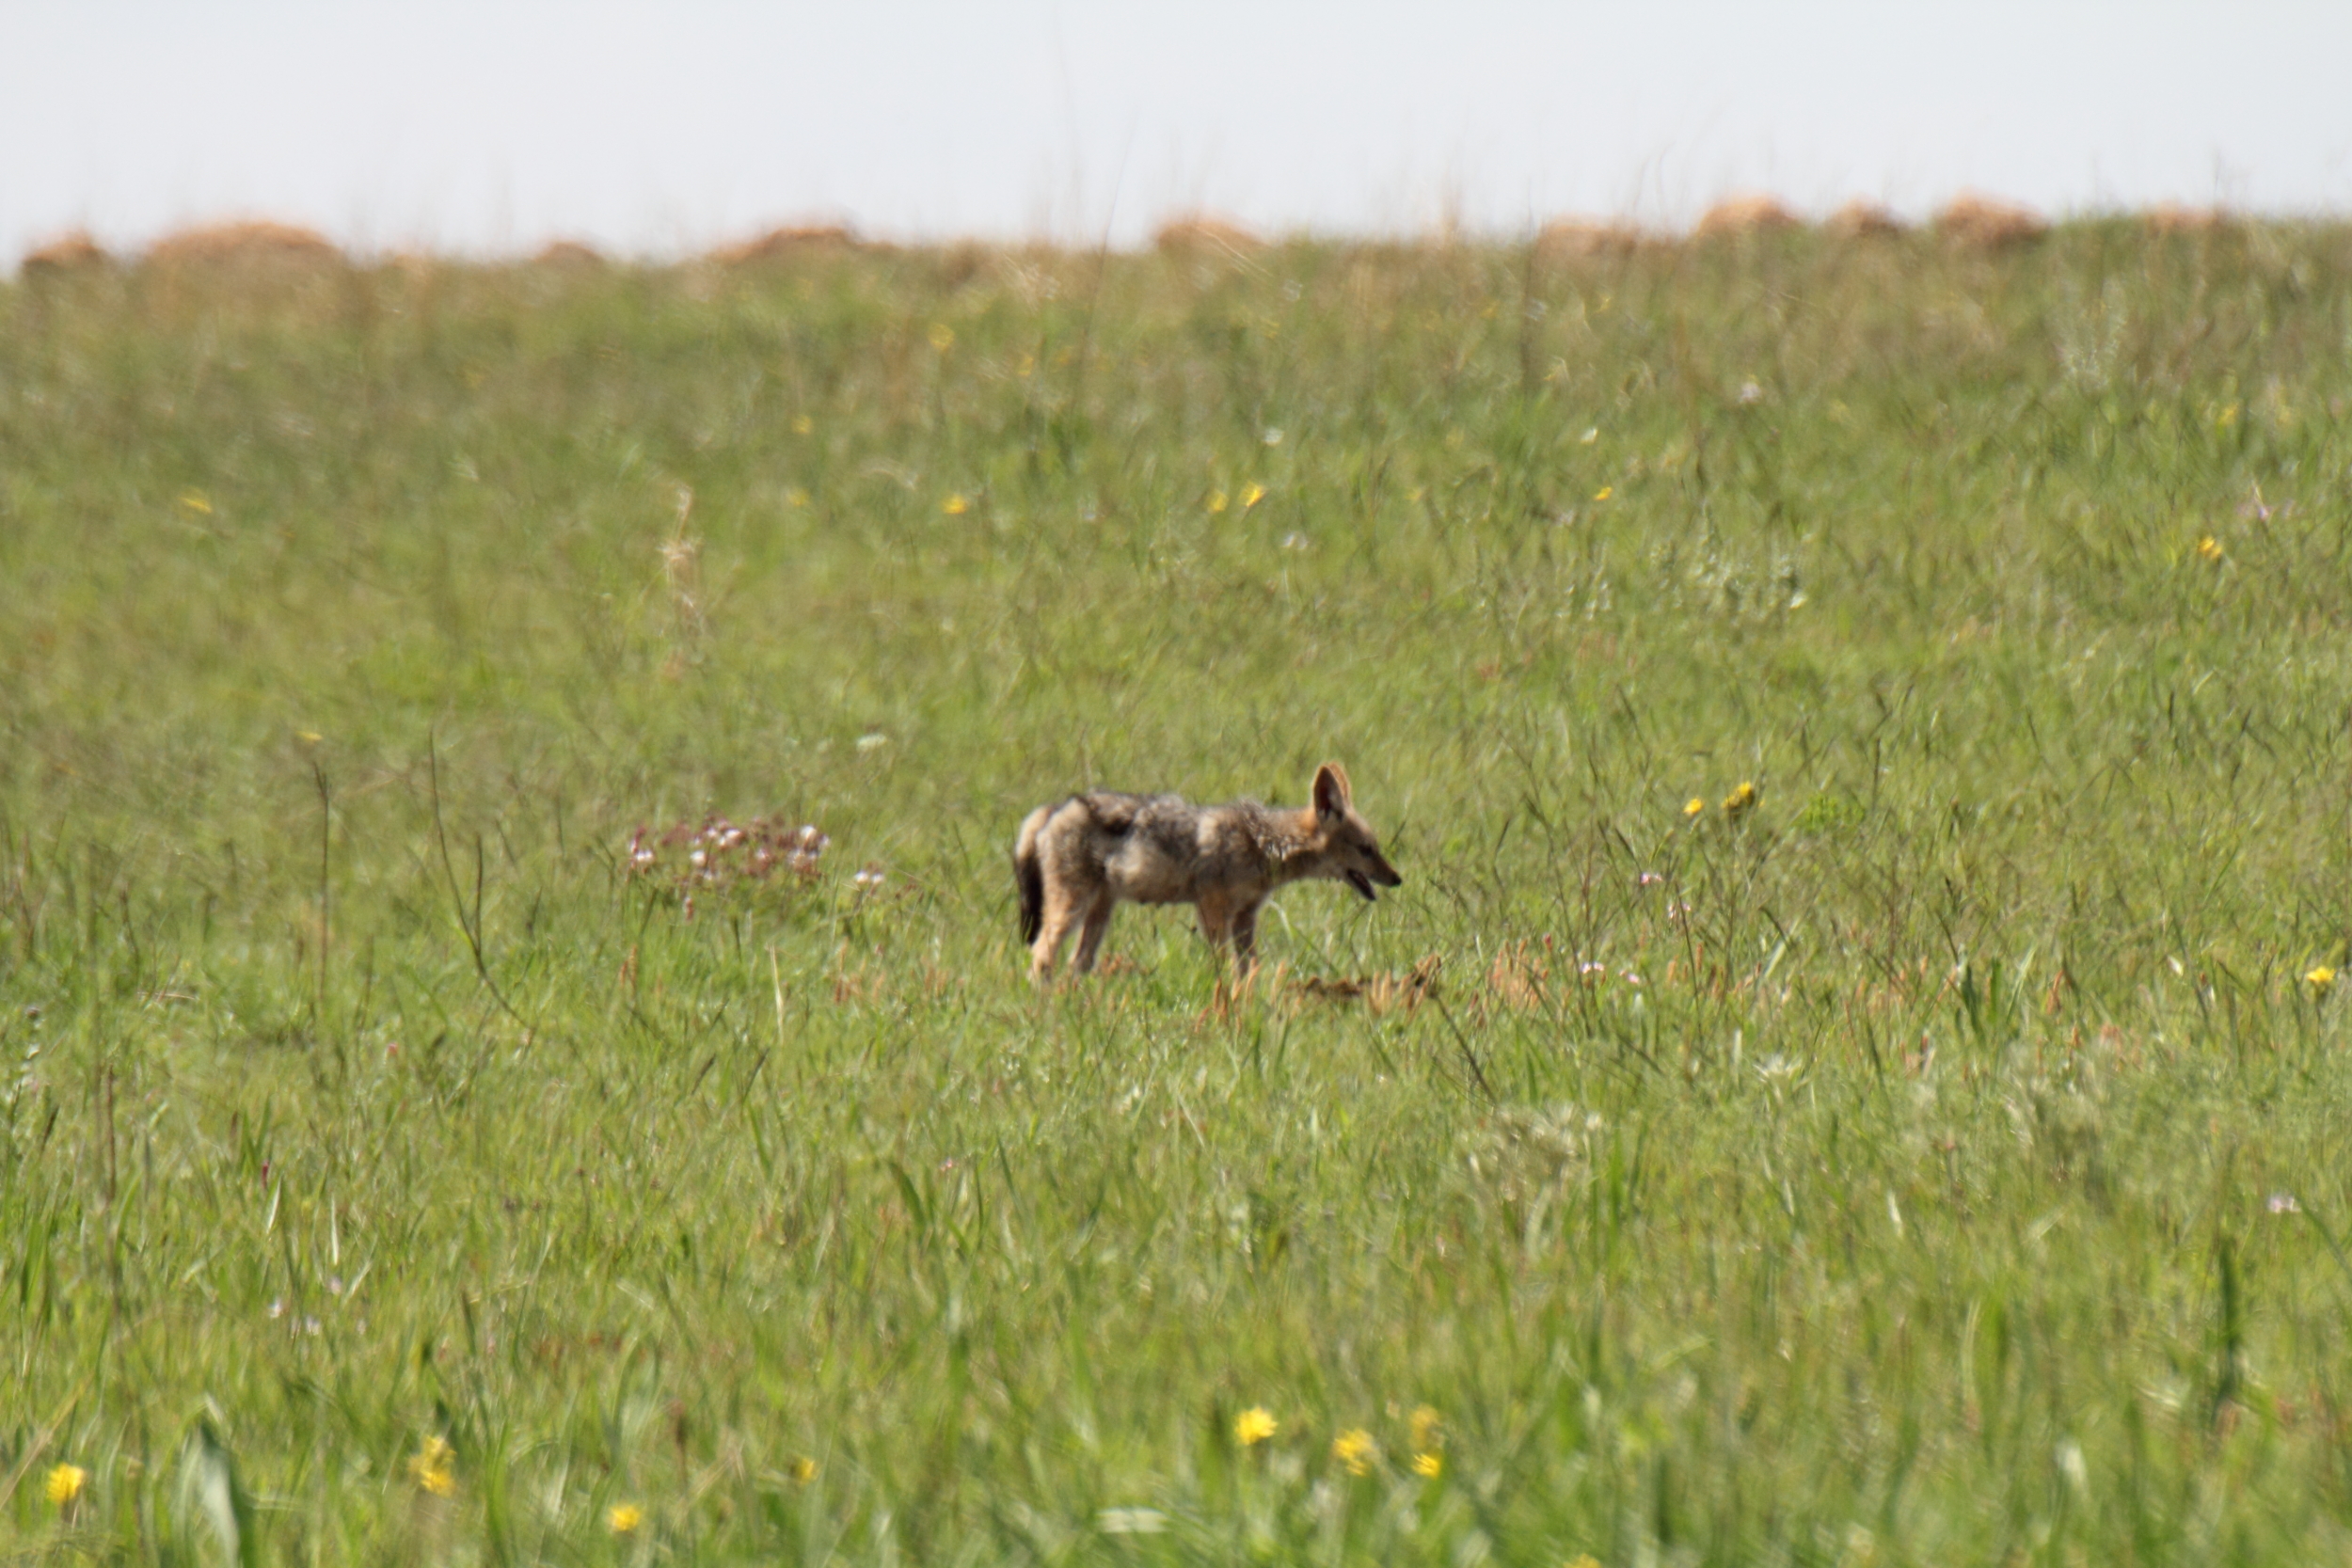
[5,220,2352,1565]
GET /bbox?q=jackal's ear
[1312,762,1353,822]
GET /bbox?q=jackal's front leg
[1230,900,1263,974]
[1199,893,1261,974]
[1195,894,1232,957]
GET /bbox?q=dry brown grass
[1152,214,1267,257]
[1694,195,1802,239]
[21,230,111,274]
[531,239,607,269]
[2144,203,2231,236]
[710,225,864,265]
[145,219,342,269]
[1533,218,1654,261]
[1485,940,1551,1012]
[1286,954,1443,1015]
[1934,193,2047,249]
[1824,199,1906,239]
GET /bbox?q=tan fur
[1014,762,1401,981]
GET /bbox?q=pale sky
[5,1,2349,264]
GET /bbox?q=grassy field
[5,218,2352,1566]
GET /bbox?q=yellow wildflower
[1683,798,1705,818]
[943,494,970,515]
[1409,1405,1444,1452]
[179,491,214,515]
[1566,1557,1603,1568]
[1331,1428,1377,1476]
[607,1503,644,1535]
[1593,486,1613,501]
[785,486,810,508]
[46,1464,88,1507]
[1411,1450,1443,1478]
[2308,965,2336,991]
[406,1435,456,1497]
[1240,483,1267,510]
[787,1455,818,1482]
[1234,1407,1278,1447]
[1208,490,1230,514]
[790,414,814,436]
[1723,781,1758,817]
[1015,353,1036,378]
[2197,535,2224,564]
[928,324,956,352]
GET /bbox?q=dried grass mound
[1934,193,2047,250]
[1824,199,1905,239]
[1288,954,1443,1015]
[147,220,343,269]
[2144,203,2230,236]
[711,225,862,265]
[1533,218,1651,260]
[1694,195,1802,239]
[1152,214,1266,257]
[21,231,112,274]
[532,239,607,269]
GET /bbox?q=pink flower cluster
[626,815,830,901]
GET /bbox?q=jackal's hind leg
[1072,892,1118,974]
[1028,879,1086,981]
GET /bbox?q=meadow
[4,215,2352,1566]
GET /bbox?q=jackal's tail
[1014,805,1052,944]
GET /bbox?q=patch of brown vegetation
[925,240,997,291]
[372,250,440,282]
[146,220,343,268]
[1533,218,1652,260]
[711,225,863,265]
[1824,199,1905,239]
[2144,203,2230,236]
[1694,195,1802,239]
[1933,193,2047,250]
[1486,940,1550,1010]
[21,231,111,274]
[1288,954,1443,1015]
[1152,214,1266,257]
[532,239,607,269]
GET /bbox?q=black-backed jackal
[1013,763,1402,980]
